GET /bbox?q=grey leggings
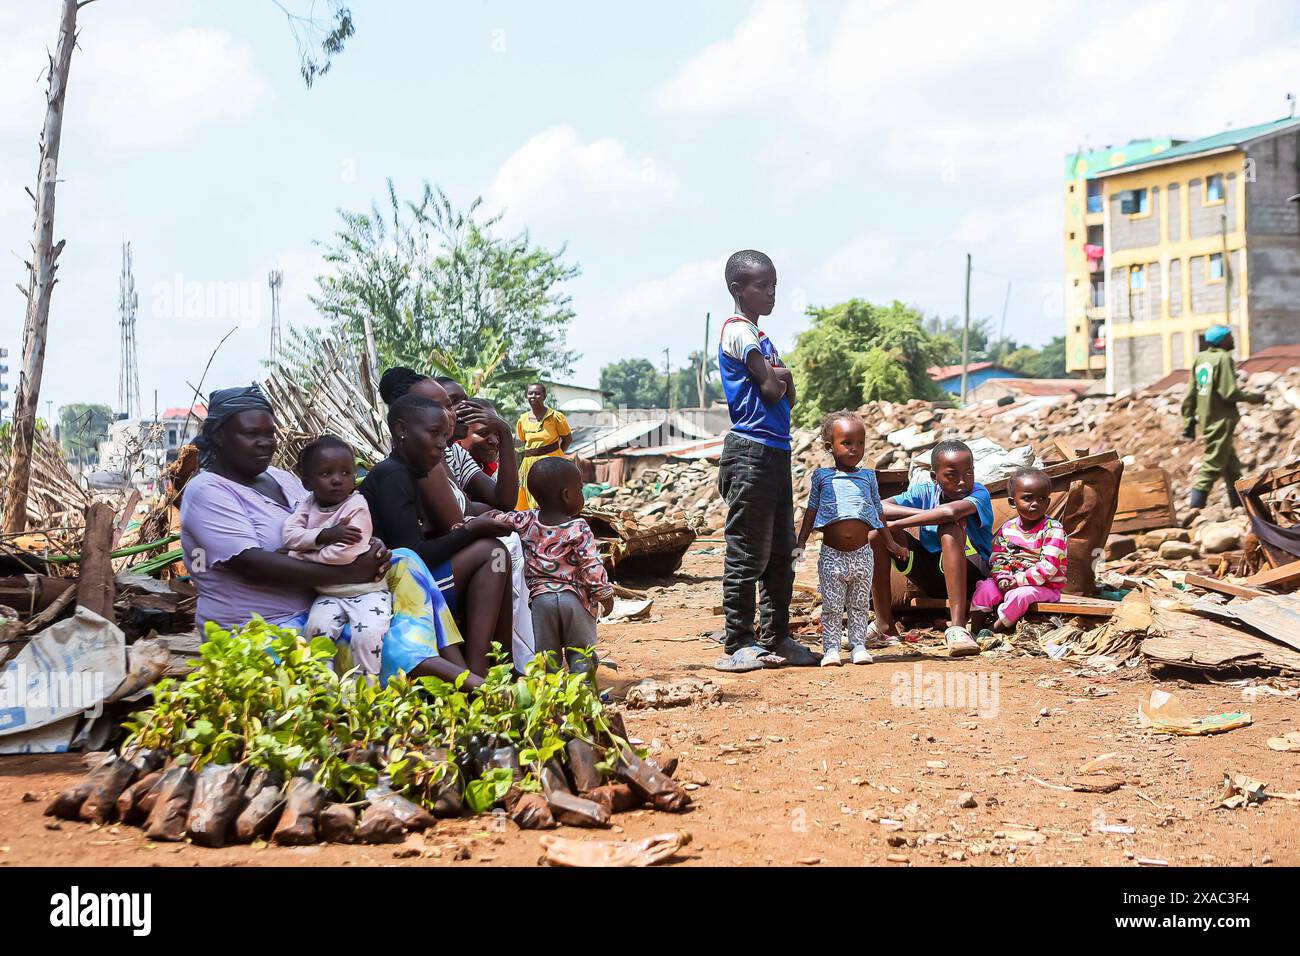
[818,542,874,652]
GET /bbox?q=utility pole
[663,347,671,410]
[118,240,140,420]
[997,280,1012,363]
[960,254,972,403]
[699,312,710,407]
[268,268,283,362]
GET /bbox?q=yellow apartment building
[1063,116,1300,390]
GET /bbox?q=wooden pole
[699,312,710,407]
[76,500,117,624]
[960,254,972,404]
[4,0,80,533]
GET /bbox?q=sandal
[714,644,786,673]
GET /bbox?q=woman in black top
[362,394,513,678]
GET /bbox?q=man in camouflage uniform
[1181,324,1265,510]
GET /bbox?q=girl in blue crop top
[796,411,906,667]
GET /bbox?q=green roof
[1092,116,1300,177]
[1065,139,1174,180]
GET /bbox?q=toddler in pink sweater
[971,467,1068,633]
[281,436,390,676]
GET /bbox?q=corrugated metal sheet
[621,436,725,460]
[1232,592,1300,654]
[569,418,666,458]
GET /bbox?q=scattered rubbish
[539,830,691,867]
[1266,732,1300,752]
[0,606,127,754]
[625,676,721,709]
[1217,773,1269,809]
[1138,690,1252,736]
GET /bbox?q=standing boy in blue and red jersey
[714,250,817,672]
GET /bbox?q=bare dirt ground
[2,537,1298,868]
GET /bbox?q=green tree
[790,299,945,427]
[1002,337,1068,379]
[600,358,661,408]
[671,351,721,407]
[300,181,579,386]
[58,403,113,465]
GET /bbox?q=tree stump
[76,501,117,624]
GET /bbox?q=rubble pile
[598,367,1300,535]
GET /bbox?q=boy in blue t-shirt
[867,439,994,657]
[713,250,816,672]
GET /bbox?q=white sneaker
[850,645,874,665]
[820,647,843,667]
[944,626,980,657]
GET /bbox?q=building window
[1206,173,1225,204]
[1086,224,1104,246]
[1086,180,1103,214]
[1090,275,1106,307]
[1121,188,1149,216]
[1208,252,1224,281]
[1129,265,1145,290]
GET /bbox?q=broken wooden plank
[0,574,76,616]
[1243,560,1300,592]
[905,595,1117,618]
[1111,468,1175,534]
[76,501,117,624]
[111,489,141,550]
[1184,573,1270,601]
[983,450,1120,496]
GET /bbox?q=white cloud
[0,19,269,149]
[651,0,811,112]
[573,256,726,375]
[79,25,270,149]
[487,125,678,234]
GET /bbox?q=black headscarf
[195,384,273,467]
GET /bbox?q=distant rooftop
[927,361,996,381]
[1091,115,1300,178]
[1065,138,1177,180]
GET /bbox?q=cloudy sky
[2,0,1298,416]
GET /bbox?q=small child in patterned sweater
[499,456,614,676]
[972,467,1068,633]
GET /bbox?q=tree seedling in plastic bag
[145,759,196,841]
[509,792,556,830]
[117,769,164,825]
[582,783,642,814]
[615,751,691,813]
[319,803,357,843]
[272,776,326,846]
[565,738,606,792]
[187,763,249,848]
[546,791,611,828]
[234,784,285,843]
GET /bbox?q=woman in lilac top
[179,385,390,632]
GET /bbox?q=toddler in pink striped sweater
[971,467,1068,633]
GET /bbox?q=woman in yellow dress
[515,382,572,509]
